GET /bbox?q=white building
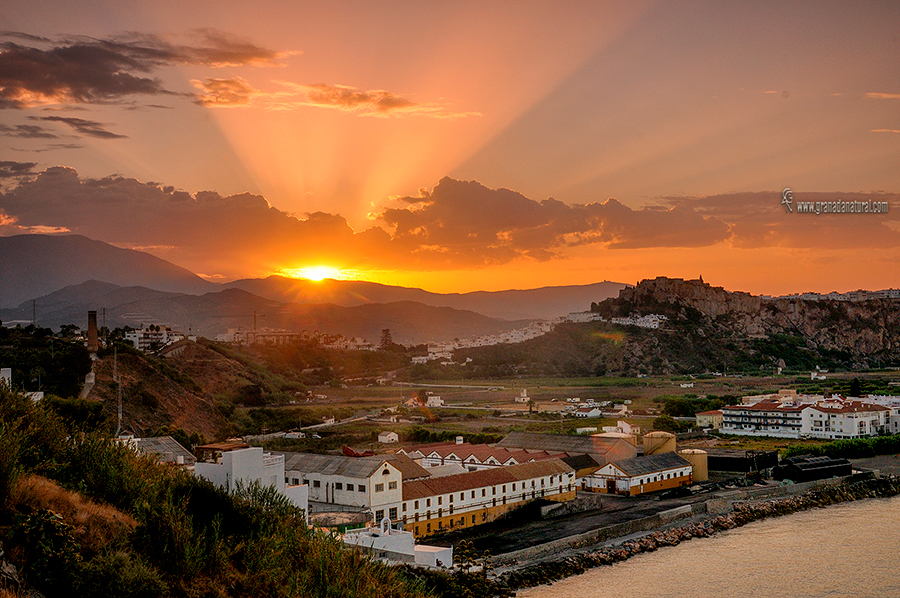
[378,431,399,444]
[425,395,444,407]
[125,325,184,352]
[721,401,808,438]
[280,453,410,522]
[802,400,890,439]
[193,444,308,517]
[574,407,603,418]
[584,453,692,496]
[343,518,453,567]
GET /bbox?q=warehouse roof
[402,459,573,501]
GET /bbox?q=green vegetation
[0,384,430,597]
[783,434,900,459]
[0,325,91,398]
[403,427,504,445]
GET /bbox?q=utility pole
[114,345,122,436]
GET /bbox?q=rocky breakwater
[500,477,900,592]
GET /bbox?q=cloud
[866,92,900,100]
[660,190,900,250]
[0,161,37,177]
[0,123,58,138]
[31,116,126,139]
[871,129,900,133]
[289,82,479,118]
[191,76,260,107]
[0,29,285,108]
[9,169,889,278]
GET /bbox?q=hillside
[0,281,531,345]
[453,277,900,377]
[0,234,215,309]
[225,276,625,321]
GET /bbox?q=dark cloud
[0,161,37,178]
[660,191,900,249]
[31,116,126,139]
[378,178,731,264]
[5,169,891,277]
[0,123,58,138]
[0,30,284,108]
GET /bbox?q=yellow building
[696,410,724,429]
[584,452,692,496]
[400,459,575,537]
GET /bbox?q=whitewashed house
[378,431,400,444]
[193,444,308,518]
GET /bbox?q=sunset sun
[283,266,341,281]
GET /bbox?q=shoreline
[493,475,900,594]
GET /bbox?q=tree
[380,328,393,350]
[849,378,861,398]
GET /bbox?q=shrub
[77,550,169,598]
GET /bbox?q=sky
[0,0,898,296]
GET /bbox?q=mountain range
[0,234,626,343]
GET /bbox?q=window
[414,500,419,509]
[375,509,384,521]
[492,487,496,495]
[512,483,516,491]
[358,484,366,492]
[383,469,390,476]
[402,503,407,512]
[335,482,343,490]
[426,523,431,533]
[460,492,464,501]
[481,489,486,497]
[471,491,475,499]
[438,496,442,505]
[449,494,453,503]
[502,485,506,493]
[388,481,397,490]
[389,507,398,520]
[375,483,384,492]
[426,498,431,507]
[472,515,476,523]
[313,480,321,488]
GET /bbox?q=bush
[78,551,169,598]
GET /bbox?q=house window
[414,500,419,509]
[313,480,321,488]
[460,493,464,501]
[481,489,486,497]
[375,509,384,521]
[388,481,397,490]
[512,483,516,491]
[375,483,384,492]
[492,487,496,495]
[389,507,398,520]
[402,503,407,512]
[449,494,454,503]
[383,469,390,476]
[427,498,431,507]
[502,485,506,493]
[472,515,476,524]
[358,485,366,492]
[335,482,343,490]
[426,523,431,533]
[471,491,475,498]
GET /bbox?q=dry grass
[10,474,136,554]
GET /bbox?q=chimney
[87,311,99,353]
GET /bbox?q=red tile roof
[402,459,573,500]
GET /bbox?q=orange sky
[0,1,898,296]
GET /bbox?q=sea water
[518,496,900,598]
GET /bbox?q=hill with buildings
[451,277,900,377]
